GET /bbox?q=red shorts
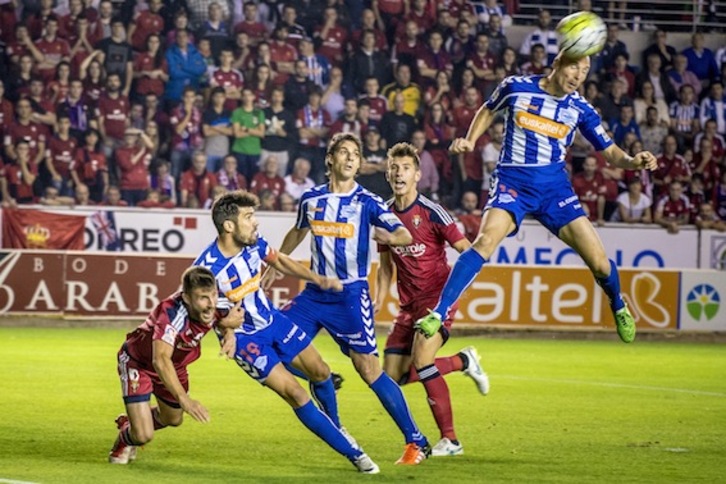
[384,299,457,355]
[117,345,188,408]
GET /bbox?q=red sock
[418,364,456,441]
[151,406,167,430]
[405,354,465,384]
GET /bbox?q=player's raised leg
[558,217,635,343]
[290,343,342,429]
[262,362,379,474]
[416,208,516,337]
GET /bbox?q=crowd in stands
[0,0,725,234]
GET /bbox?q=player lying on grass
[415,52,658,344]
[109,265,244,464]
[375,142,490,457]
[195,190,379,474]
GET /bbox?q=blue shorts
[283,281,378,357]
[233,310,311,383]
[486,164,586,236]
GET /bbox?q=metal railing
[512,0,726,33]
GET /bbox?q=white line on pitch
[0,479,40,484]
[497,375,726,397]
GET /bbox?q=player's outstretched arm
[452,238,472,253]
[216,300,245,330]
[450,105,496,154]
[373,226,413,246]
[601,144,658,171]
[262,226,310,290]
[268,252,343,291]
[374,251,394,314]
[152,340,210,423]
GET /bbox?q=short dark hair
[181,266,217,295]
[211,190,260,234]
[387,142,420,168]
[326,132,362,159]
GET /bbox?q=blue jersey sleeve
[295,193,311,229]
[484,76,518,113]
[578,102,614,152]
[367,196,404,232]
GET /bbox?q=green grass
[0,328,724,483]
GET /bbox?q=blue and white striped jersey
[194,236,277,334]
[484,75,613,167]
[296,183,403,284]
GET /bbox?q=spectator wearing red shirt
[67,14,95,78]
[250,155,285,197]
[391,20,424,68]
[314,7,348,67]
[180,151,217,208]
[653,134,691,199]
[116,128,154,206]
[4,98,47,167]
[133,33,169,99]
[417,30,453,88]
[330,98,365,140]
[654,180,691,233]
[400,0,436,34]
[6,25,31,67]
[74,182,96,206]
[234,2,267,46]
[4,139,38,204]
[96,73,130,158]
[269,25,297,86]
[0,80,15,138]
[90,0,114,44]
[26,16,71,83]
[445,19,475,68]
[26,1,56,40]
[169,87,204,181]
[45,114,78,197]
[137,189,176,208]
[350,9,388,54]
[128,0,164,51]
[359,77,388,126]
[47,61,72,106]
[691,137,722,195]
[424,102,455,184]
[572,156,608,225]
[424,71,454,114]
[451,86,479,138]
[455,191,483,242]
[694,119,725,163]
[216,154,248,192]
[209,48,245,111]
[27,77,57,128]
[296,87,331,183]
[521,44,548,76]
[466,34,497,93]
[59,0,85,44]
[71,128,108,203]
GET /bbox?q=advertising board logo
[686,284,720,321]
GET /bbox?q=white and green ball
[556,11,607,58]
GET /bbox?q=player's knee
[307,360,331,383]
[472,233,495,258]
[591,256,611,279]
[286,383,310,407]
[165,413,184,427]
[131,427,154,445]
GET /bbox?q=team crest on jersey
[556,108,577,125]
[412,215,421,228]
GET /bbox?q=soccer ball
[556,11,607,58]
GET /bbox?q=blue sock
[284,362,309,380]
[596,259,625,312]
[293,400,360,460]
[310,376,341,428]
[434,248,487,317]
[370,373,426,447]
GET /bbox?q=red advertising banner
[2,209,86,250]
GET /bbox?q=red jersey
[5,159,39,202]
[250,172,285,197]
[234,21,268,44]
[269,41,297,85]
[0,99,15,136]
[46,136,78,178]
[210,68,245,111]
[71,147,107,186]
[690,154,721,193]
[133,53,168,97]
[180,169,217,206]
[377,0,405,15]
[315,26,348,65]
[380,195,465,308]
[572,172,607,221]
[124,294,214,371]
[35,36,71,80]
[116,146,151,190]
[4,121,47,160]
[656,195,691,221]
[451,104,478,138]
[96,94,130,141]
[130,10,164,51]
[359,94,388,123]
[296,106,332,148]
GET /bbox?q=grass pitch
[0,327,724,483]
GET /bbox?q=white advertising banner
[678,271,726,331]
[6,207,702,269]
[699,231,726,270]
